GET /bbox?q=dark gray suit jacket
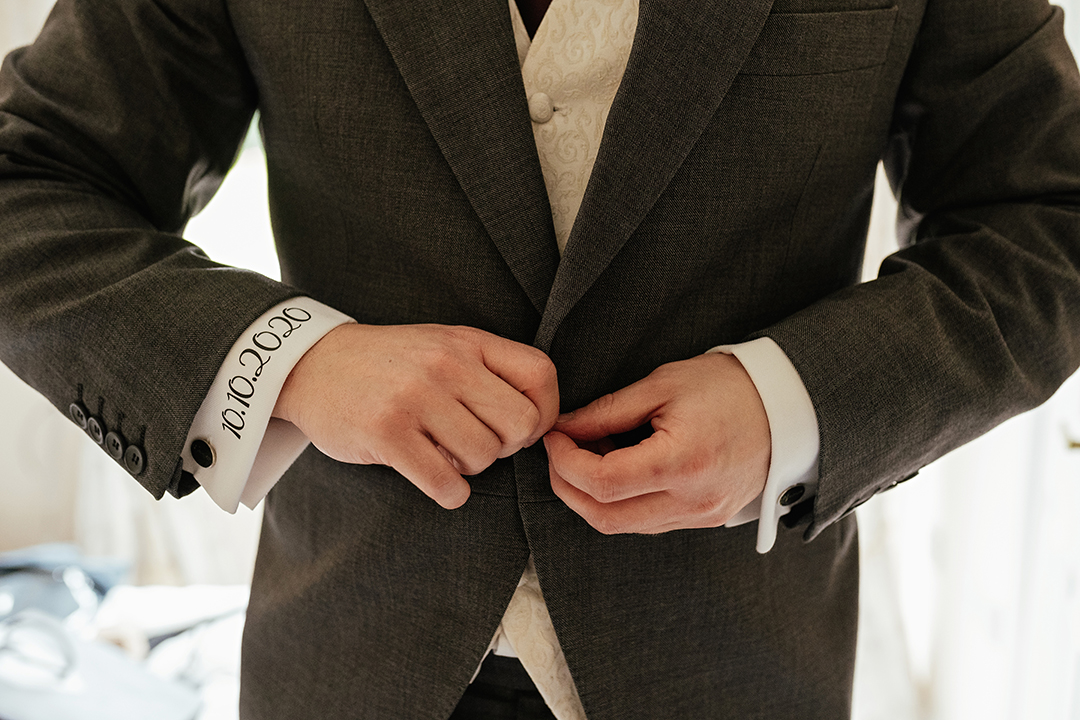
[2,0,1079,717]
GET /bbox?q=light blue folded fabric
[0,610,200,720]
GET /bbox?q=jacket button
[124,445,146,476]
[69,403,88,429]
[86,416,105,445]
[104,431,126,460]
[528,92,554,123]
[190,439,215,469]
[779,484,806,507]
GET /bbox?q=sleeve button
[123,445,146,476]
[69,403,88,429]
[104,431,125,460]
[86,417,105,445]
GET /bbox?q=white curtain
[1,1,1080,716]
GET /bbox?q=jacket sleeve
[760,0,1080,540]
[0,0,299,499]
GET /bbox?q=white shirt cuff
[182,298,354,513]
[711,338,820,553]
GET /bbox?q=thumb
[554,380,662,441]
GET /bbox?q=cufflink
[779,484,805,507]
[190,439,215,469]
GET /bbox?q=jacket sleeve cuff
[710,337,820,553]
[181,297,355,512]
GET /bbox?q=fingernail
[557,412,574,423]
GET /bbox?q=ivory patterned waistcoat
[491,1,638,718]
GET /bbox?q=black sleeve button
[190,439,215,469]
[86,416,105,445]
[123,445,146,476]
[69,403,88,429]
[104,431,126,460]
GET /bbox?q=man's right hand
[273,324,559,509]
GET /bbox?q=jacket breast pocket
[740,6,899,76]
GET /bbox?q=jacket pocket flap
[741,6,899,76]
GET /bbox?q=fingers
[548,466,668,534]
[398,328,556,490]
[543,430,675,503]
[424,397,505,475]
[553,379,662,442]
[457,368,547,457]
[382,432,471,509]
[543,353,772,535]
[477,333,560,445]
[546,432,735,534]
[278,323,561,510]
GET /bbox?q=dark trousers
[449,654,558,720]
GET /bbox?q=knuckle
[425,468,467,508]
[458,434,502,475]
[454,457,484,477]
[590,472,620,503]
[392,383,427,410]
[425,345,460,377]
[366,403,414,435]
[439,325,470,344]
[591,514,623,536]
[529,350,558,385]
[510,402,541,442]
[444,325,485,355]
[649,363,678,390]
[594,392,617,415]
[482,429,503,457]
[672,444,716,480]
[427,466,460,493]
[692,493,723,517]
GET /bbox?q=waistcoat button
[528,92,554,123]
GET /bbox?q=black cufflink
[191,439,215,469]
[780,498,814,529]
[779,484,805,507]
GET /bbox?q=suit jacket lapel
[534,0,777,350]
[363,0,559,316]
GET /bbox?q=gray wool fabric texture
[1,0,1080,717]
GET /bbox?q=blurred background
[1,1,1079,719]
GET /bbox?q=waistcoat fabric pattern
[519,0,638,253]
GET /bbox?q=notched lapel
[362,0,559,315]
[535,0,777,350]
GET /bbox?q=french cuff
[182,297,355,513]
[710,338,820,553]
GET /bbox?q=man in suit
[1,0,1079,718]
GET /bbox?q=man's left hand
[543,353,770,534]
